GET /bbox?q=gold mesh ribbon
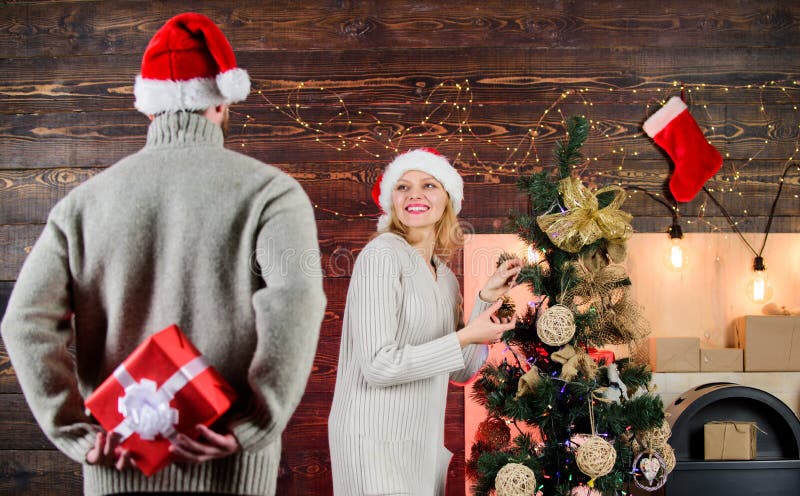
[551,344,598,382]
[562,260,651,345]
[581,238,628,273]
[515,365,542,398]
[537,177,633,253]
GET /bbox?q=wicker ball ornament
[495,463,537,496]
[476,417,511,450]
[576,435,617,480]
[536,304,576,346]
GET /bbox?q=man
[1,12,326,495]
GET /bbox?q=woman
[328,148,522,495]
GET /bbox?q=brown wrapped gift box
[649,337,700,372]
[735,316,800,371]
[704,421,758,460]
[700,348,743,372]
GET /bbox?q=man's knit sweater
[1,112,327,495]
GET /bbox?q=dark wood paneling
[2,103,797,173]
[0,281,10,318]
[0,335,18,394]
[277,447,333,495]
[0,450,82,495]
[1,224,39,281]
[0,394,56,450]
[2,0,797,59]
[2,48,798,116]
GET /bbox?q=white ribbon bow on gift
[112,356,209,441]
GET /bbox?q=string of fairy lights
[233,78,800,226]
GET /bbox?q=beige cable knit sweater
[1,112,326,495]
[328,232,491,495]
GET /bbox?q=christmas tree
[468,116,674,496]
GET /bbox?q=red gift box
[85,325,237,476]
[587,347,616,365]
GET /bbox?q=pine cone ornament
[496,296,516,320]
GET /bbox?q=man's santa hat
[134,13,250,115]
[371,148,463,231]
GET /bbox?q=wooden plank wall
[1,1,798,494]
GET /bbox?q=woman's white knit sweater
[328,232,491,495]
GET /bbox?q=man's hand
[169,424,240,464]
[85,431,135,471]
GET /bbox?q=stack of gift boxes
[650,315,800,460]
[649,315,800,373]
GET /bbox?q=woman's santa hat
[134,13,250,115]
[371,148,464,231]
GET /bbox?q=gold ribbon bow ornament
[537,177,633,253]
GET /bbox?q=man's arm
[229,174,327,451]
[1,203,99,463]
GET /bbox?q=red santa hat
[371,148,463,231]
[134,13,250,115]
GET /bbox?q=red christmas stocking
[643,96,722,202]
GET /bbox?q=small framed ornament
[632,449,669,491]
[654,443,676,474]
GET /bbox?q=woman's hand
[457,300,517,347]
[479,257,524,302]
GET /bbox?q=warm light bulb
[528,245,542,264]
[527,244,551,276]
[746,257,773,303]
[751,274,767,301]
[664,222,688,271]
[668,239,687,270]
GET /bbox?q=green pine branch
[555,116,590,179]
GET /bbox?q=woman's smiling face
[391,170,448,231]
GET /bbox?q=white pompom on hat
[134,12,250,115]
[371,148,464,231]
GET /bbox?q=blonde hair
[376,200,464,260]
